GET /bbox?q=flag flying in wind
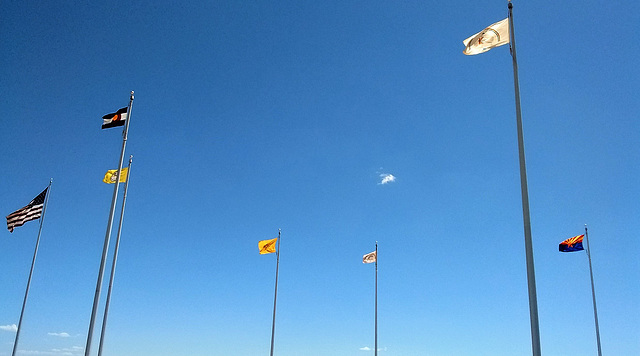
[102,107,128,129]
[103,167,129,184]
[559,235,585,252]
[6,188,48,233]
[463,18,510,55]
[363,251,377,264]
[259,238,278,254]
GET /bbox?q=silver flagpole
[270,229,281,356]
[97,155,133,356]
[507,2,541,356]
[584,225,602,356]
[11,180,53,356]
[85,91,134,356]
[374,242,378,356]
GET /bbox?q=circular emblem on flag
[110,173,118,183]
[476,28,501,47]
[463,19,510,56]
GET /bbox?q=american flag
[6,188,48,233]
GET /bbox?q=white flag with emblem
[363,251,377,264]
[463,18,509,55]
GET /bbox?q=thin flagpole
[507,3,541,356]
[85,91,134,356]
[97,155,133,356]
[584,225,602,356]
[11,180,53,356]
[270,229,281,356]
[374,242,378,356]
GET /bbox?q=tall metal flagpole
[374,242,378,356]
[97,155,133,356]
[584,225,602,356]
[11,180,52,356]
[270,229,281,356]
[85,91,134,356]
[507,3,541,356]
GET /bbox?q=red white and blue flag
[559,234,585,252]
[6,188,48,233]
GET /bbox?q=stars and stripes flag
[6,188,48,233]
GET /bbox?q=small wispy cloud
[1,324,17,332]
[18,346,83,355]
[48,332,71,338]
[359,346,388,352]
[378,173,396,185]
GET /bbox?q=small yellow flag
[103,167,129,184]
[259,237,278,254]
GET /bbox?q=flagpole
[374,241,378,356]
[85,91,134,356]
[507,3,541,356]
[97,155,133,356]
[270,229,281,356]
[584,225,602,356]
[11,180,52,356]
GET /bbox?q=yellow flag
[259,237,278,254]
[103,167,129,184]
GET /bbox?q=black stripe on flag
[101,107,128,129]
[6,188,48,233]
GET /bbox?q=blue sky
[1,1,638,355]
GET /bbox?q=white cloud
[48,332,71,338]
[18,346,82,356]
[378,173,396,185]
[1,324,17,332]
[359,346,388,352]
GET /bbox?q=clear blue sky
[1,1,638,355]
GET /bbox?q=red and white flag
[6,188,48,233]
